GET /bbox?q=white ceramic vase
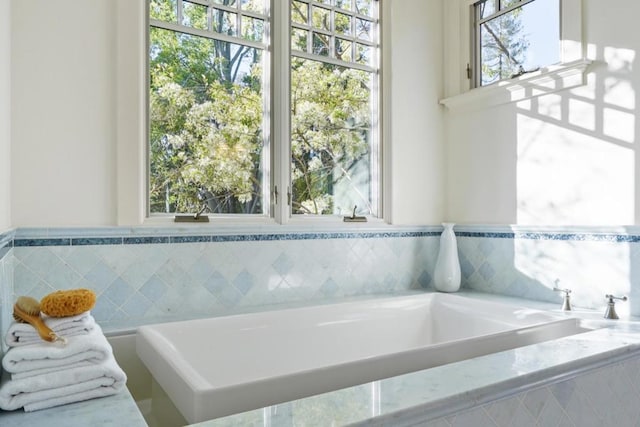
[433,223,461,292]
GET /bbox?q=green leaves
[149,18,374,216]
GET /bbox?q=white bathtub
[136,293,590,424]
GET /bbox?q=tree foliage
[480,3,529,85]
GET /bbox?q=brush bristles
[16,296,42,316]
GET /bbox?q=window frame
[440,0,589,112]
[140,0,384,225]
[472,0,553,88]
[148,0,272,219]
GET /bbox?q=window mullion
[272,0,292,224]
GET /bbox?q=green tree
[479,3,529,85]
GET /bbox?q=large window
[290,0,379,217]
[473,0,560,87]
[148,0,380,219]
[149,0,269,215]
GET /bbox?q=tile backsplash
[2,225,640,339]
[4,228,439,331]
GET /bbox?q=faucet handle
[605,294,627,303]
[552,280,572,311]
[552,279,571,295]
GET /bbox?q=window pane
[355,0,373,17]
[335,38,352,62]
[355,18,371,41]
[334,0,351,12]
[335,12,352,36]
[291,58,374,216]
[241,0,265,13]
[355,43,371,65]
[312,32,330,56]
[312,6,330,31]
[149,28,265,214]
[212,9,238,36]
[150,0,177,23]
[479,0,559,86]
[501,0,520,9]
[291,27,308,52]
[182,1,208,31]
[291,1,309,25]
[241,16,264,42]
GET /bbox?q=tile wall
[3,226,640,337]
[0,230,14,361]
[2,225,640,424]
[416,353,640,427]
[456,229,640,316]
[5,228,439,332]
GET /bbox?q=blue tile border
[12,231,439,247]
[13,238,71,247]
[72,237,124,246]
[6,227,640,249]
[456,231,640,242]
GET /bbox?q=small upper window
[473,0,560,87]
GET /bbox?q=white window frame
[115,0,385,227]
[286,0,382,222]
[440,0,590,112]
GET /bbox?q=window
[290,0,379,217]
[473,0,560,87]
[149,0,269,216]
[148,0,381,220]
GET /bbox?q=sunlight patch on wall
[517,117,634,225]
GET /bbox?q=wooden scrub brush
[40,288,96,317]
[13,296,64,343]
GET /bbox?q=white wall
[8,0,443,227]
[0,0,10,231]
[387,0,445,224]
[11,0,117,227]
[446,0,640,226]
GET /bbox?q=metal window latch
[604,294,627,320]
[552,280,572,311]
[343,205,367,223]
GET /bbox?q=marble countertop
[189,291,640,427]
[0,388,147,427]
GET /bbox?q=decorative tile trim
[456,231,640,242]
[9,226,640,248]
[13,238,71,247]
[72,237,124,246]
[12,230,439,247]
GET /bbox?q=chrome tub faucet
[604,294,627,320]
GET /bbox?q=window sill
[142,214,395,234]
[439,59,593,113]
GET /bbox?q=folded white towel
[2,324,112,375]
[5,312,96,348]
[0,356,127,412]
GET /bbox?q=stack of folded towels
[0,311,127,412]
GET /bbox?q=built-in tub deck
[137,292,594,424]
